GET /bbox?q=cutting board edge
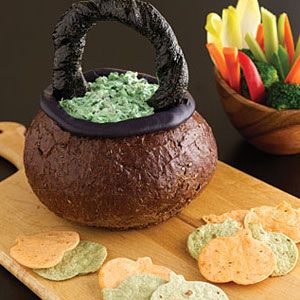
[0,251,60,300]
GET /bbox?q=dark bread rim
[40,68,196,138]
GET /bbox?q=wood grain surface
[0,122,299,300]
[215,69,300,155]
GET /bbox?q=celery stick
[278,45,290,78]
[222,6,242,49]
[236,0,261,48]
[278,13,286,47]
[293,35,300,63]
[245,33,268,63]
[262,8,279,63]
[271,52,285,80]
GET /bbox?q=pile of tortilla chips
[10,231,107,281]
[187,201,300,285]
[99,257,228,300]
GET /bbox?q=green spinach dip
[60,71,158,123]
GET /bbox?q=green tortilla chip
[34,241,107,281]
[187,219,240,259]
[102,274,166,300]
[150,273,228,300]
[249,223,298,277]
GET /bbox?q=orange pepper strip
[223,47,241,93]
[284,15,295,64]
[285,54,300,84]
[206,43,229,82]
[256,24,265,51]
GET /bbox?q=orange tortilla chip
[10,231,80,269]
[244,202,300,242]
[203,210,248,227]
[198,230,276,285]
[98,257,172,289]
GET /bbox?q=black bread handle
[52,0,189,111]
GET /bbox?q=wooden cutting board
[0,121,299,300]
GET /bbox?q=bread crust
[24,111,217,230]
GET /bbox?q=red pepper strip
[238,51,266,103]
[206,43,229,82]
[284,15,295,65]
[256,24,265,51]
[223,47,241,93]
[285,54,300,84]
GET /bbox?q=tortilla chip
[249,223,298,276]
[102,273,166,300]
[198,230,276,285]
[244,202,300,242]
[34,241,107,281]
[203,210,248,226]
[99,257,172,289]
[10,231,80,269]
[150,273,229,300]
[187,219,240,260]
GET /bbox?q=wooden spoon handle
[0,122,26,170]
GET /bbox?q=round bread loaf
[24,110,217,230]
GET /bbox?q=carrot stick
[256,24,265,51]
[206,43,229,81]
[223,47,241,93]
[285,54,300,84]
[293,35,300,63]
[284,15,295,65]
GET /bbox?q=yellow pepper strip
[261,7,279,63]
[245,33,268,63]
[236,0,261,49]
[205,13,223,50]
[222,6,242,49]
[206,13,222,36]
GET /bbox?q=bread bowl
[24,0,217,230]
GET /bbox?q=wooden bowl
[214,69,300,155]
